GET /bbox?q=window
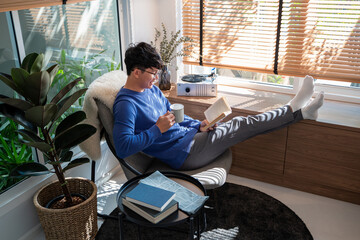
[17,0,122,88]
[0,0,122,193]
[16,0,122,122]
[182,0,360,101]
[0,12,34,193]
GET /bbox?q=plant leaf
[53,88,87,121]
[60,49,66,64]
[0,136,13,159]
[25,103,57,128]
[30,53,44,74]
[0,95,33,111]
[17,129,42,143]
[54,124,96,151]
[26,71,51,105]
[22,141,52,153]
[0,151,12,163]
[11,68,29,97]
[46,64,60,84]
[11,140,18,160]
[10,162,50,177]
[55,111,86,137]
[60,150,73,162]
[17,144,31,164]
[50,77,82,104]
[21,53,38,72]
[116,62,121,70]
[0,72,19,93]
[59,147,70,158]
[46,161,62,165]
[0,104,36,131]
[63,158,89,172]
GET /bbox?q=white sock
[302,91,325,120]
[288,75,315,111]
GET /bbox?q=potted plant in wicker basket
[0,52,97,240]
[151,23,194,90]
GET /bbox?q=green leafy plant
[151,23,195,66]
[0,52,96,206]
[52,49,121,91]
[105,50,122,72]
[51,49,121,113]
[48,49,121,137]
[0,118,33,192]
[267,75,284,84]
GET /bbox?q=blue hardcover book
[122,198,178,224]
[125,183,176,211]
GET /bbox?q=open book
[203,96,232,130]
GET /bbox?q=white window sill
[0,144,96,214]
[0,140,121,240]
[0,174,55,217]
[216,76,360,104]
[216,84,360,129]
[167,82,360,129]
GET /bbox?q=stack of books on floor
[122,182,178,224]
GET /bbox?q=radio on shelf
[177,74,217,97]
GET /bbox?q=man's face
[138,67,160,89]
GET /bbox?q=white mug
[170,103,184,123]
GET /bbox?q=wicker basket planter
[33,177,98,240]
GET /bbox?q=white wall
[130,0,181,81]
[131,0,176,44]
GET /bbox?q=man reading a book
[113,42,324,170]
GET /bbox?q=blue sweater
[113,86,201,169]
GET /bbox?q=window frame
[0,0,128,195]
[180,0,360,104]
[184,64,360,104]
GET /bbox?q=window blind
[278,0,360,82]
[183,0,360,83]
[0,0,91,13]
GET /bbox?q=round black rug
[96,182,313,240]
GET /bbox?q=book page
[203,97,232,129]
[140,171,208,214]
[204,97,231,123]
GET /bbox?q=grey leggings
[180,106,303,170]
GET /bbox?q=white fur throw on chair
[79,70,127,160]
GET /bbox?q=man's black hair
[124,42,163,75]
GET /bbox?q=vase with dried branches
[151,23,194,90]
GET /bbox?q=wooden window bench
[163,85,360,205]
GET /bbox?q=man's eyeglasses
[139,68,160,78]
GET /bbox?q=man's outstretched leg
[180,76,325,170]
[302,91,324,120]
[287,74,324,120]
[288,75,315,111]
